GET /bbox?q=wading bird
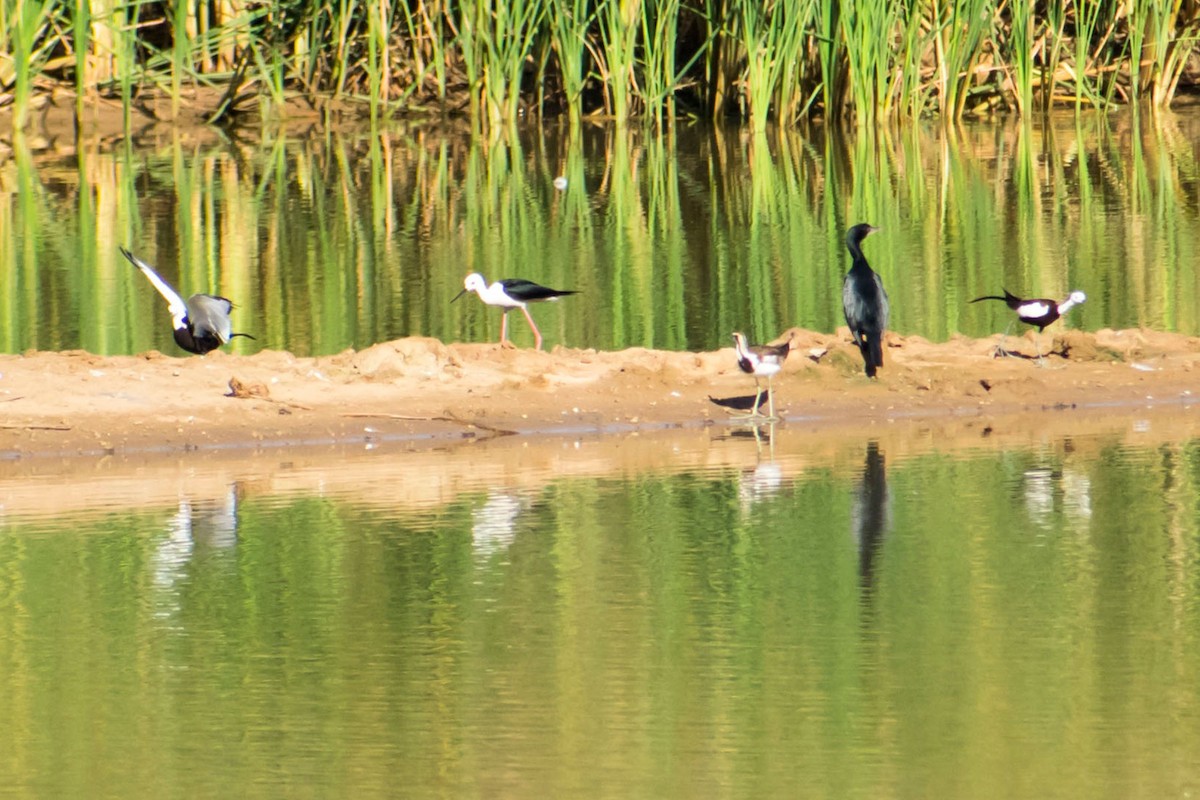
[731,331,793,421]
[453,273,577,350]
[120,246,254,355]
[970,288,1086,361]
[842,223,888,378]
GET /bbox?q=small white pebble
[89,369,105,377]
[670,391,681,398]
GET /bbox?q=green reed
[456,0,546,130]
[930,0,993,119]
[8,0,1200,128]
[736,0,815,131]
[638,0,683,126]
[596,0,639,123]
[6,0,60,130]
[838,0,904,125]
[544,0,592,125]
[1005,0,1035,117]
[1139,0,1200,108]
[1069,0,1110,110]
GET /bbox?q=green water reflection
[2,112,1199,356]
[1,433,1198,797]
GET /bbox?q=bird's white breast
[1017,301,1051,318]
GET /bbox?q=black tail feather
[857,335,882,378]
[868,336,883,377]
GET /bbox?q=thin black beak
[452,288,468,303]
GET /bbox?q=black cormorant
[842,223,888,378]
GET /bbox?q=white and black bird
[842,223,888,378]
[970,288,1086,360]
[731,331,793,421]
[120,247,254,355]
[453,273,577,351]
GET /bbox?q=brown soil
[2,327,1197,461]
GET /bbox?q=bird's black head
[846,223,879,248]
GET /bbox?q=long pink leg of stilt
[520,306,543,350]
[500,310,510,348]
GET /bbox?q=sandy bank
[1,327,1197,463]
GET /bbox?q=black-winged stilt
[453,273,577,351]
[120,246,254,355]
[731,331,793,421]
[842,223,889,378]
[970,289,1086,361]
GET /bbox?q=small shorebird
[453,273,577,350]
[731,331,793,421]
[970,288,1086,361]
[120,246,254,355]
[842,223,888,378]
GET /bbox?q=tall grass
[6,0,1200,127]
[545,0,593,126]
[736,0,816,131]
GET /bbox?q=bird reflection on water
[150,484,242,606]
[851,441,890,594]
[471,491,529,560]
[733,423,784,513]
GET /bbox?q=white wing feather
[120,248,189,329]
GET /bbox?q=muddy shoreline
[1,327,1197,465]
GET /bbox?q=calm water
[2,424,1199,797]
[3,111,1200,356]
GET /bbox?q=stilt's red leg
[521,306,543,350]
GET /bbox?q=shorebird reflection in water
[970,289,1086,362]
[471,491,528,560]
[737,423,783,513]
[731,331,793,421]
[842,223,888,378]
[453,273,577,350]
[120,246,254,355]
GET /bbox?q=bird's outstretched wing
[120,247,189,327]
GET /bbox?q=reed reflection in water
[1,427,1199,796]
[3,111,1199,357]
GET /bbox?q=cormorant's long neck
[848,239,871,273]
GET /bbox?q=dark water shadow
[708,394,762,412]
